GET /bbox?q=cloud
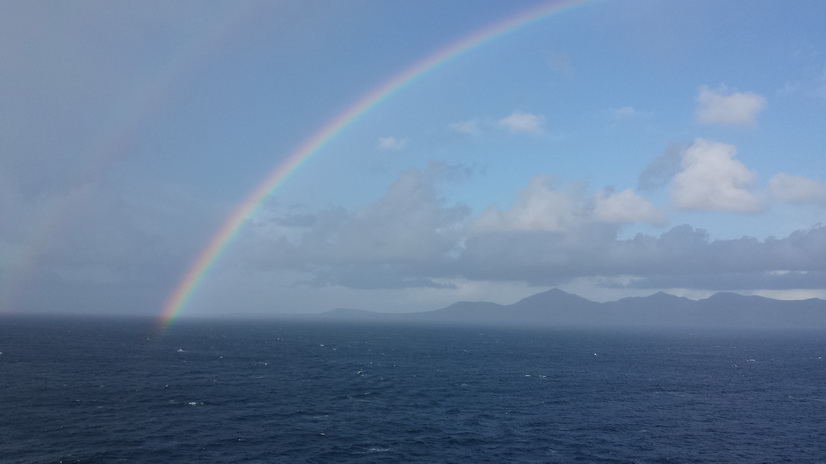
[769,173,826,207]
[220,165,826,295]
[594,188,667,225]
[607,106,650,122]
[672,139,761,212]
[696,85,766,126]
[232,162,472,289]
[377,136,408,150]
[454,223,826,290]
[448,119,484,137]
[473,176,587,233]
[498,111,545,134]
[642,141,824,212]
[450,112,547,138]
[473,177,665,234]
[637,143,687,191]
[612,226,826,290]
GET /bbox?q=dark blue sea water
[2,316,825,463]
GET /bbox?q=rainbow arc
[158,0,593,329]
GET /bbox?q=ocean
[1,315,825,463]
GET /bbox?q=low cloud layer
[234,163,824,293]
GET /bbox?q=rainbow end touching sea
[157,0,594,330]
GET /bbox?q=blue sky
[2,0,825,317]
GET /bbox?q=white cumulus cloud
[594,188,667,225]
[696,85,766,126]
[473,175,585,233]
[473,177,664,234]
[672,139,761,212]
[498,111,545,134]
[769,173,826,207]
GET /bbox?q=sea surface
[1,315,825,463]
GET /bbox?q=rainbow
[158,0,594,329]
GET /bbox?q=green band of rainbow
[158,0,592,329]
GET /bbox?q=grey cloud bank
[239,164,826,293]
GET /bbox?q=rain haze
[2,0,826,322]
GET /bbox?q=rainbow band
[158,0,592,329]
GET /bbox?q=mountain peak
[513,287,592,304]
[508,288,599,314]
[316,289,826,329]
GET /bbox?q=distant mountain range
[318,288,826,329]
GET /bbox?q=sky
[2,0,826,319]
